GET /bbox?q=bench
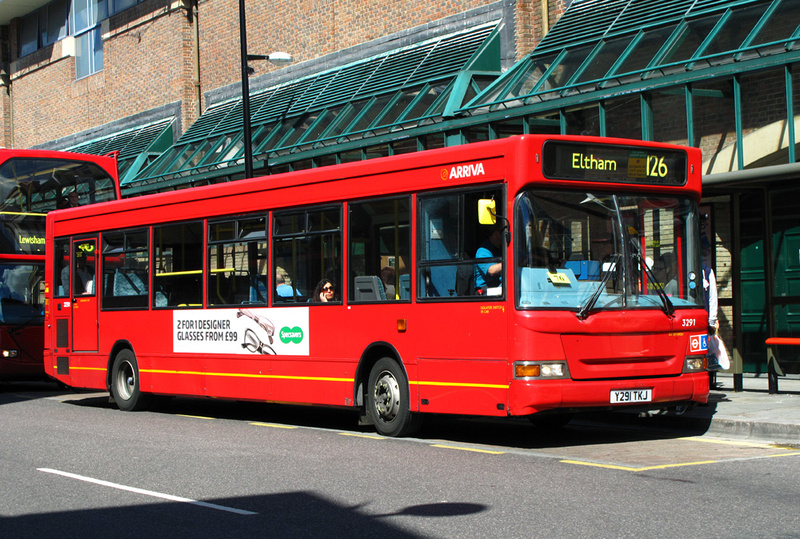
[764,337,800,394]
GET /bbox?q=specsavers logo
[440,162,485,181]
[280,327,304,344]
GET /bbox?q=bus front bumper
[507,372,709,416]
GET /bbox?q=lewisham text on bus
[44,135,708,436]
[0,150,119,381]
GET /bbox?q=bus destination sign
[542,141,687,186]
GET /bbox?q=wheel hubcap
[374,371,400,422]
[116,361,134,400]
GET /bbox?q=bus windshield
[0,157,117,255]
[515,189,703,314]
[0,263,44,325]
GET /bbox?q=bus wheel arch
[357,344,420,437]
[354,342,404,408]
[108,343,151,412]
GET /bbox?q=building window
[71,0,106,78]
[110,0,141,15]
[18,0,69,57]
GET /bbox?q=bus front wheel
[110,349,151,412]
[367,357,419,437]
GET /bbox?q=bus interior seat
[113,269,146,297]
[399,274,410,300]
[155,291,168,307]
[455,262,474,296]
[565,260,600,280]
[354,275,386,301]
[423,266,457,297]
[249,280,268,303]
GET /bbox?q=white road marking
[37,468,257,515]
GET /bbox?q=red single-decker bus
[44,135,708,436]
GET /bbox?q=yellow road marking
[250,422,298,429]
[561,459,718,472]
[177,414,215,420]
[431,444,505,455]
[677,436,792,449]
[339,433,385,440]
[562,448,800,472]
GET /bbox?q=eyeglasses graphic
[237,309,275,344]
[241,328,275,355]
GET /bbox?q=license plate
[610,389,652,404]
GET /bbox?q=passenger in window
[654,252,678,296]
[58,188,80,209]
[62,254,94,295]
[313,279,336,302]
[475,224,503,295]
[67,190,80,207]
[275,273,294,298]
[381,267,396,300]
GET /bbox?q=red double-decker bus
[0,150,119,381]
[44,135,708,436]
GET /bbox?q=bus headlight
[515,361,570,379]
[2,349,18,358]
[684,355,706,373]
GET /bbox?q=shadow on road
[45,386,720,450]
[3,488,478,538]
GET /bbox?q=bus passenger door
[71,238,99,352]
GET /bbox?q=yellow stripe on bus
[410,380,509,389]
[61,367,505,390]
[141,369,352,383]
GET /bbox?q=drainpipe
[191,0,201,119]
[541,0,550,36]
[4,75,12,148]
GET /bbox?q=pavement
[596,373,800,445]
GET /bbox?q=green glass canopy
[126,22,502,194]
[65,118,175,186]
[462,0,800,115]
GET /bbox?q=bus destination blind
[542,141,688,186]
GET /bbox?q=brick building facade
[2,0,565,151]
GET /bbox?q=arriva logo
[280,327,304,344]
[441,162,486,181]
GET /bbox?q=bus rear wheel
[110,349,151,412]
[367,357,419,437]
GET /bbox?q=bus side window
[153,222,204,308]
[207,217,267,307]
[417,187,504,299]
[102,229,149,309]
[54,239,70,298]
[348,197,410,302]
[273,206,342,304]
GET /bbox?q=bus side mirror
[478,199,496,225]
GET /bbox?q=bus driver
[475,224,503,295]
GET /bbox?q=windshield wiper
[628,238,675,318]
[577,254,620,320]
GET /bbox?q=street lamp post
[238,0,292,179]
